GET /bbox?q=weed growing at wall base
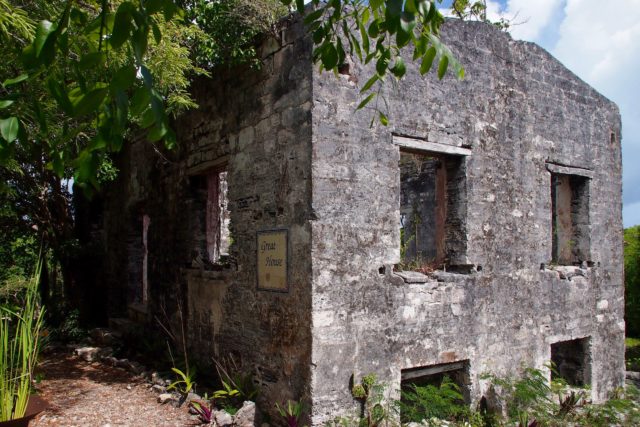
[328,366,640,427]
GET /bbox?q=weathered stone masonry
[98,16,624,425]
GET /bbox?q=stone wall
[98,15,624,426]
[101,15,315,411]
[309,19,623,424]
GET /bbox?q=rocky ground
[31,350,197,427]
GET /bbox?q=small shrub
[626,338,640,372]
[189,400,214,424]
[483,365,640,426]
[350,373,390,427]
[276,399,306,427]
[397,376,475,424]
[212,357,258,415]
[167,367,196,397]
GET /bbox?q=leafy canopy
[0,0,461,190]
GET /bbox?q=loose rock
[233,401,259,427]
[213,409,233,427]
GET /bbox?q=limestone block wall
[101,15,315,409]
[309,19,623,424]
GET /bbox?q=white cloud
[481,0,565,42]
[550,0,640,226]
[499,0,640,226]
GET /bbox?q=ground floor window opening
[551,337,591,386]
[399,361,471,422]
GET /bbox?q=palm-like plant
[0,263,44,421]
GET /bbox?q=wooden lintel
[393,136,472,156]
[546,162,594,179]
[401,361,467,381]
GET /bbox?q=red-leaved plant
[189,400,213,424]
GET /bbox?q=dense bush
[625,226,640,337]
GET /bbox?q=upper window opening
[206,169,230,263]
[190,166,230,267]
[127,213,149,305]
[393,136,470,274]
[551,172,590,265]
[397,150,468,272]
[400,151,446,269]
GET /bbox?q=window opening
[400,361,471,422]
[551,173,589,265]
[551,337,591,386]
[127,214,147,304]
[191,167,230,267]
[399,150,466,271]
[142,214,150,305]
[206,169,230,263]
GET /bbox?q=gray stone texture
[98,16,624,426]
[308,19,623,424]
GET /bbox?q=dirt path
[31,351,197,427]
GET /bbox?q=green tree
[0,0,461,317]
[1,0,460,188]
[625,226,640,337]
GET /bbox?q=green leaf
[72,88,108,117]
[370,0,383,9]
[360,74,379,93]
[34,20,56,57]
[111,65,137,92]
[368,20,379,38]
[78,52,105,70]
[163,1,178,21]
[350,33,362,61]
[418,1,432,19]
[296,0,305,13]
[413,36,427,59]
[303,8,324,25]
[140,108,156,128]
[145,0,164,14]
[438,55,449,79]
[359,21,369,55]
[140,65,153,87]
[420,47,437,75]
[356,93,376,110]
[49,153,64,176]
[379,111,389,126]
[111,2,134,49]
[425,1,438,23]
[321,43,338,70]
[400,11,416,34]
[312,27,325,44]
[3,74,28,87]
[147,123,168,142]
[48,78,74,115]
[151,20,162,44]
[391,57,406,78]
[0,100,14,109]
[130,86,151,116]
[74,149,100,185]
[131,27,149,61]
[0,117,19,142]
[396,28,411,48]
[164,128,176,149]
[376,50,390,76]
[70,7,88,25]
[385,0,403,34]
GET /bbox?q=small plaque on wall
[257,229,288,291]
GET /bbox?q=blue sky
[440,0,640,227]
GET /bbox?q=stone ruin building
[92,14,625,425]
